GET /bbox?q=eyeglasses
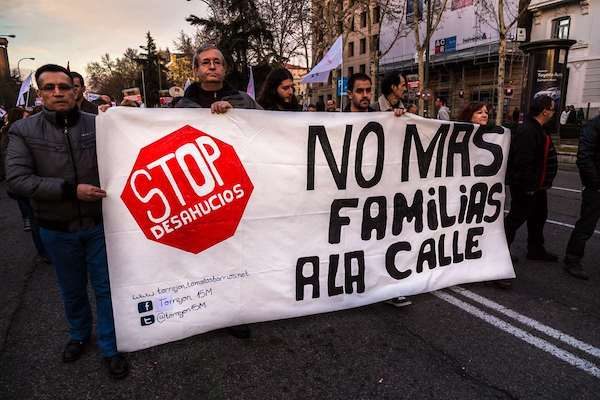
[199,59,223,68]
[40,83,73,92]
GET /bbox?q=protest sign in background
[97,108,514,352]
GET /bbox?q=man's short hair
[192,43,226,70]
[35,64,73,87]
[381,72,406,96]
[69,71,84,87]
[348,72,371,92]
[530,95,554,117]
[436,97,447,105]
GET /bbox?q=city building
[308,0,381,108]
[379,0,527,120]
[528,0,599,118]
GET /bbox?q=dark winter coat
[507,115,558,191]
[175,82,262,110]
[6,108,102,230]
[576,115,600,190]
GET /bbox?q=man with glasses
[5,64,128,379]
[505,94,559,264]
[176,45,259,339]
[175,44,261,112]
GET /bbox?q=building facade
[528,0,599,118]
[378,0,526,120]
[308,0,381,108]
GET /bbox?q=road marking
[551,186,582,194]
[450,286,600,359]
[503,210,600,235]
[433,290,600,378]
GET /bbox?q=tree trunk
[417,47,425,116]
[496,34,506,126]
[496,0,506,126]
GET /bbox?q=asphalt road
[1,168,600,400]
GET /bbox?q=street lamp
[17,57,35,79]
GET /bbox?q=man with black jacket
[564,115,600,280]
[175,44,261,112]
[176,45,258,339]
[70,71,99,115]
[6,64,128,379]
[505,95,558,262]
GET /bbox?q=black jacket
[576,115,600,190]
[79,99,99,115]
[507,115,558,191]
[6,108,101,230]
[175,81,262,109]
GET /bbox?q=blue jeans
[40,224,117,357]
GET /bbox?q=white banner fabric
[97,109,514,352]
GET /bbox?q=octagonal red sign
[121,125,254,253]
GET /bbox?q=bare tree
[409,0,449,115]
[351,0,409,96]
[257,0,312,66]
[475,0,529,124]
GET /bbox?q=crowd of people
[0,42,599,380]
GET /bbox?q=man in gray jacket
[6,64,128,379]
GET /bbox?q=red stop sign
[121,125,254,253]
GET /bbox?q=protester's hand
[77,184,107,201]
[99,104,112,113]
[394,108,406,117]
[211,101,233,114]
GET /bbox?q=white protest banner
[97,109,514,352]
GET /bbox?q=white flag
[246,66,255,100]
[301,35,343,84]
[16,73,33,106]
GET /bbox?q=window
[348,66,354,76]
[372,34,379,50]
[348,42,355,57]
[361,11,367,28]
[359,64,366,74]
[360,38,366,54]
[373,6,381,24]
[552,17,570,39]
[406,0,423,23]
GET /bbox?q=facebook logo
[140,315,155,326]
[137,301,153,314]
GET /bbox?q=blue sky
[1,0,206,80]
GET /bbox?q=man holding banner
[176,44,259,338]
[6,64,129,379]
[175,44,261,113]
